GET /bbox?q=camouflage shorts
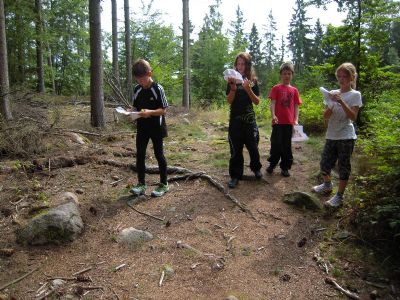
[320,139,355,180]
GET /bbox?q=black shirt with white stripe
[133,82,168,136]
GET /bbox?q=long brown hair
[234,52,258,83]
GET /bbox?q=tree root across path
[25,156,256,219]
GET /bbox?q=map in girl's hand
[223,69,243,84]
[319,87,334,108]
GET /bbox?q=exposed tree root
[12,156,255,218]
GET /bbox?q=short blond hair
[336,62,357,89]
[280,62,295,74]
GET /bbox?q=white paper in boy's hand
[319,87,334,108]
[115,106,141,120]
[223,69,243,84]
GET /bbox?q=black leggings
[136,130,167,184]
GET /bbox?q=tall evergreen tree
[124,0,132,101]
[288,0,312,73]
[279,35,286,64]
[248,23,263,66]
[0,0,11,120]
[311,18,324,65]
[263,9,278,69]
[228,5,247,57]
[111,0,119,84]
[182,0,190,109]
[35,0,45,93]
[89,0,105,127]
[191,0,229,105]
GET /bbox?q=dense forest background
[0,0,400,274]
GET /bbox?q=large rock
[117,227,153,248]
[17,201,83,245]
[282,192,323,211]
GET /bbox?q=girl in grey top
[312,63,363,207]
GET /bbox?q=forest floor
[0,97,398,299]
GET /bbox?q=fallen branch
[325,277,360,300]
[72,266,92,276]
[127,202,165,222]
[0,266,39,291]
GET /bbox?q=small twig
[72,266,92,276]
[127,202,165,222]
[112,287,121,300]
[110,178,124,186]
[325,277,360,300]
[0,266,39,291]
[114,264,126,271]
[159,270,165,287]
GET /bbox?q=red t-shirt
[269,84,302,125]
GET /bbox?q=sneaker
[151,183,169,197]
[228,178,239,188]
[130,183,147,196]
[254,170,262,179]
[266,166,274,174]
[325,193,343,208]
[312,182,333,195]
[281,169,290,177]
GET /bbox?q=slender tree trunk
[47,47,56,93]
[355,0,361,90]
[35,0,45,93]
[124,0,132,102]
[89,0,105,127]
[0,0,12,119]
[182,0,190,109]
[15,0,24,84]
[111,0,119,84]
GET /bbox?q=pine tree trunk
[182,0,190,109]
[111,0,119,84]
[124,0,132,102]
[35,0,45,93]
[0,0,12,120]
[89,0,105,127]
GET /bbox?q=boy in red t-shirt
[267,62,302,177]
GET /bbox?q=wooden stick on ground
[325,277,360,300]
[127,202,165,222]
[0,266,40,291]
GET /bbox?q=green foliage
[298,88,325,133]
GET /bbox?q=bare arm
[226,77,237,104]
[294,104,299,125]
[243,79,260,105]
[270,100,278,124]
[331,93,359,121]
[139,108,166,118]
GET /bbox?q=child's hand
[330,92,343,104]
[272,115,278,124]
[228,77,237,91]
[139,109,151,118]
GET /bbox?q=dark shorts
[320,139,355,180]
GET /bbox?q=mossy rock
[282,191,323,211]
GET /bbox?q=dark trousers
[228,121,262,179]
[136,130,167,184]
[268,124,293,170]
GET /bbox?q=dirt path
[0,106,363,299]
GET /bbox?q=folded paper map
[319,87,334,108]
[115,106,141,120]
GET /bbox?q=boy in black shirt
[130,59,169,197]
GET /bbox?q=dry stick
[127,202,165,222]
[169,172,257,220]
[0,266,40,291]
[325,277,360,300]
[72,266,92,276]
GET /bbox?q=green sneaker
[151,183,169,197]
[130,184,147,196]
